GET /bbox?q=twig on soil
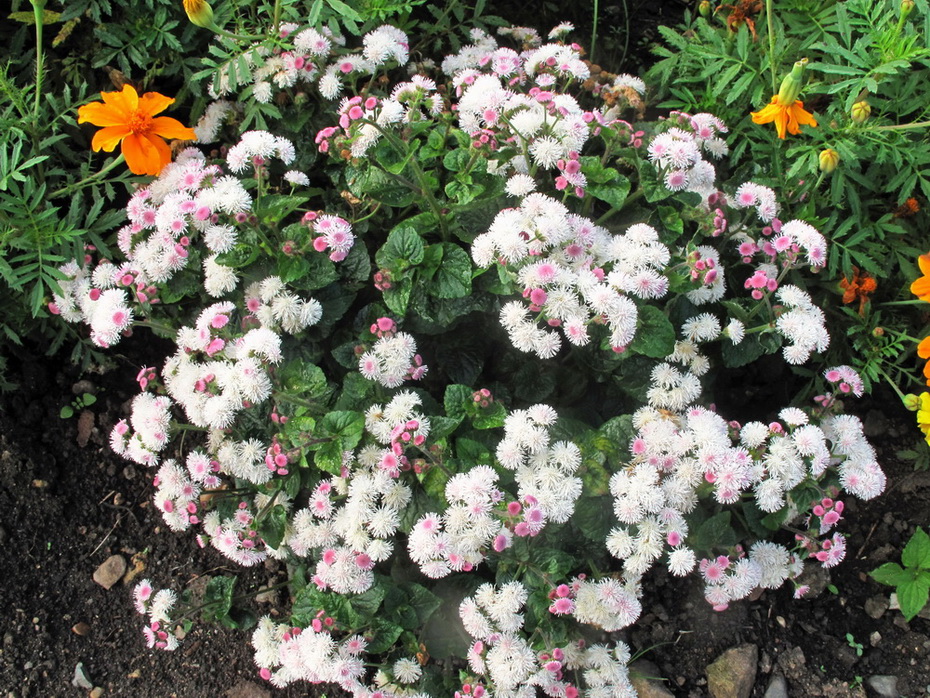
[855,521,879,560]
[86,513,126,559]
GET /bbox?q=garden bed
[1,354,928,698]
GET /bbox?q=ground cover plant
[3,0,930,696]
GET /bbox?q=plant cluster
[37,3,910,694]
[647,0,930,401]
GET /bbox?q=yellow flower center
[127,110,154,135]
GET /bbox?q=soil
[1,346,929,698]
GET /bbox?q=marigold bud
[818,148,840,174]
[699,0,712,18]
[902,0,916,17]
[777,58,809,105]
[851,100,871,124]
[903,393,921,411]
[871,326,884,337]
[183,0,214,28]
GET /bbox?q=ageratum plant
[56,12,888,697]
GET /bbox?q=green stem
[872,119,930,132]
[49,154,126,198]
[877,299,928,307]
[272,0,282,35]
[134,319,177,336]
[590,0,599,64]
[875,365,908,404]
[31,0,45,117]
[173,423,209,432]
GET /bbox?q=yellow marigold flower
[183,0,215,28]
[77,84,196,176]
[912,253,930,302]
[917,392,930,444]
[751,59,817,139]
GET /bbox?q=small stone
[122,466,136,480]
[93,555,127,590]
[629,660,675,698]
[706,644,758,698]
[870,631,882,647]
[866,675,900,698]
[71,622,91,636]
[763,673,788,698]
[71,379,97,395]
[865,595,889,620]
[255,586,278,604]
[113,492,124,506]
[72,663,93,690]
[224,680,272,698]
[775,615,786,628]
[76,410,95,448]
[89,688,104,698]
[795,562,830,598]
[127,670,141,679]
[32,480,48,488]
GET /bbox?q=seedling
[845,632,863,657]
[60,392,96,419]
[870,527,930,622]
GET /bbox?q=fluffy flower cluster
[408,465,507,578]
[359,331,428,388]
[474,194,671,356]
[133,580,179,651]
[110,393,173,465]
[774,284,830,364]
[647,113,728,197]
[461,582,637,698]
[701,541,801,611]
[161,303,285,430]
[495,404,583,526]
[243,276,323,334]
[570,577,642,632]
[48,261,134,347]
[251,616,369,690]
[226,130,296,173]
[291,466,411,593]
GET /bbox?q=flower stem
[30,0,45,118]
[49,154,126,198]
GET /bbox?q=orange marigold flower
[912,253,930,302]
[77,85,196,176]
[838,266,877,315]
[750,95,818,139]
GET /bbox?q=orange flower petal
[918,253,930,277]
[919,336,930,360]
[912,276,930,301]
[77,101,126,127]
[91,125,131,152]
[121,132,169,176]
[150,116,197,142]
[138,92,176,118]
[101,85,139,117]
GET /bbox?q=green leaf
[528,547,574,578]
[870,562,911,588]
[202,576,236,624]
[319,410,365,449]
[897,577,930,622]
[472,402,506,429]
[325,0,363,21]
[444,384,473,419]
[402,582,443,624]
[366,618,404,653]
[629,305,676,358]
[59,405,73,419]
[902,527,930,570]
[376,224,425,269]
[587,175,632,209]
[690,511,737,553]
[349,585,386,618]
[257,504,287,549]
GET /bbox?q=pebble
[89,688,103,698]
[865,594,889,620]
[71,622,91,636]
[122,466,136,480]
[223,680,272,698]
[866,675,900,698]
[71,379,97,395]
[72,663,93,690]
[93,554,127,590]
[706,644,758,698]
[629,660,675,698]
[870,631,882,647]
[762,673,788,698]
